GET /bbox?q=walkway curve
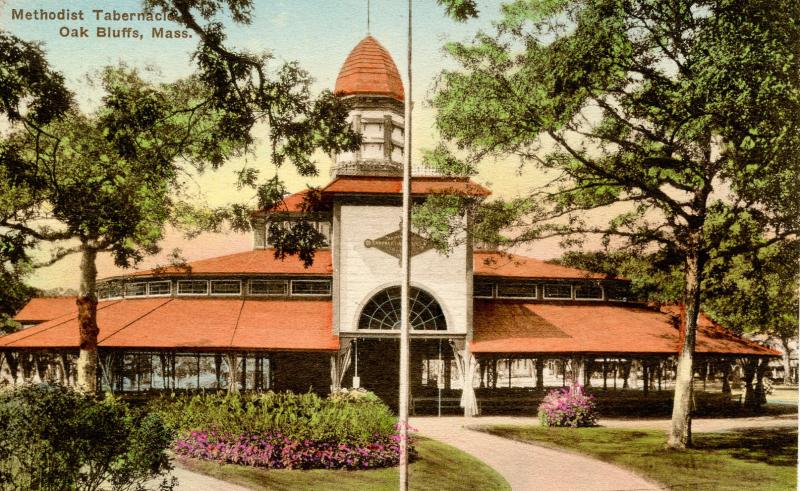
[168,462,252,491]
[410,417,659,491]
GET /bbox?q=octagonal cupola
[333,36,405,176]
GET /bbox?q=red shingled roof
[2,298,337,351]
[473,251,608,280]
[122,249,333,278]
[5,297,774,356]
[335,36,404,102]
[322,176,491,197]
[472,301,778,356]
[13,297,76,322]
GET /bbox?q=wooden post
[643,361,650,397]
[613,359,618,390]
[535,358,544,390]
[241,353,248,391]
[226,352,240,393]
[721,360,732,394]
[603,358,608,390]
[658,361,663,391]
[508,358,512,388]
[214,353,222,389]
[196,354,201,390]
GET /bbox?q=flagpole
[398,0,412,488]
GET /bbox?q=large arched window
[358,286,447,331]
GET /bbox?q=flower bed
[537,384,598,427]
[174,430,412,470]
[153,389,412,470]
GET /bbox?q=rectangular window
[605,283,630,302]
[473,281,495,298]
[249,280,288,296]
[253,223,267,249]
[97,284,110,299]
[125,282,147,297]
[497,283,537,299]
[211,280,242,295]
[291,280,331,296]
[104,281,123,299]
[316,221,331,246]
[574,284,603,300]
[148,281,171,296]
[543,284,572,299]
[177,280,209,295]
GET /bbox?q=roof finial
[367,0,371,35]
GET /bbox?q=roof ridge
[228,299,247,347]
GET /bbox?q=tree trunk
[742,358,758,407]
[667,248,704,450]
[780,336,793,385]
[755,357,770,406]
[76,244,99,394]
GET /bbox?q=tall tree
[432,0,799,448]
[0,31,69,333]
[703,241,800,384]
[1,66,238,393]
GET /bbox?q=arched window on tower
[358,286,447,331]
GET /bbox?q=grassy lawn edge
[173,436,511,491]
[474,424,797,491]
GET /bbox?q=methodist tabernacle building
[1,36,777,414]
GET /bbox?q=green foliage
[149,390,397,446]
[0,261,38,334]
[140,0,362,268]
[0,384,174,491]
[433,0,799,255]
[703,240,800,339]
[1,64,239,268]
[433,1,799,443]
[557,249,685,304]
[0,31,71,125]
[558,241,799,342]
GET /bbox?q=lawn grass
[175,436,510,491]
[479,424,796,490]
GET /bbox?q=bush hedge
[150,389,410,470]
[150,390,397,445]
[0,384,175,491]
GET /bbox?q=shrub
[0,384,175,491]
[149,389,396,445]
[151,389,411,470]
[537,384,598,428]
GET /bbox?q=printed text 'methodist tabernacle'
[11,9,178,22]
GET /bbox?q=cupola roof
[334,36,404,102]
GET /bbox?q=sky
[1,0,597,290]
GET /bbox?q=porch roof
[472,301,779,357]
[1,298,337,352]
[13,297,77,323]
